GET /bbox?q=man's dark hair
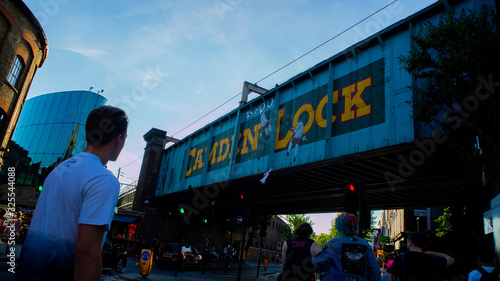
[294,223,313,237]
[408,232,426,248]
[478,237,495,263]
[85,106,128,146]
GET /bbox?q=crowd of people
[5,105,498,281]
[280,213,497,281]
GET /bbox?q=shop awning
[112,215,140,223]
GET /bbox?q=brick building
[0,0,48,170]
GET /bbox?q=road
[0,255,279,281]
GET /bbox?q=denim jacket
[312,235,380,281]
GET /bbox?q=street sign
[236,216,243,224]
[379,236,390,244]
[414,209,427,216]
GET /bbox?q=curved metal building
[11,90,107,169]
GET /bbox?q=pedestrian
[152,235,160,259]
[468,239,499,281]
[280,222,321,281]
[388,232,454,281]
[232,247,237,262]
[13,211,22,237]
[312,213,380,281]
[381,260,394,281]
[264,253,269,271]
[15,105,128,281]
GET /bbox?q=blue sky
[23,0,434,229]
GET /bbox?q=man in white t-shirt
[15,106,128,281]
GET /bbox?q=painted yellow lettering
[240,124,260,155]
[341,77,372,122]
[185,147,197,177]
[193,148,204,171]
[275,108,294,150]
[209,141,219,165]
[217,138,230,162]
[294,103,314,133]
[316,90,339,128]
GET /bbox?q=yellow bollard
[139,249,153,278]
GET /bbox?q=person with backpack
[312,213,381,281]
[280,223,321,281]
[468,240,499,281]
[389,232,454,281]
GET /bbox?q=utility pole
[237,208,248,281]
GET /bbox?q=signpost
[379,236,390,244]
[414,209,428,216]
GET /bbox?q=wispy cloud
[59,45,111,58]
[149,98,189,115]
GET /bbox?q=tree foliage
[359,211,377,241]
[312,212,377,247]
[399,7,500,170]
[283,214,314,234]
[434,207,452,238]
[313,215,340,248]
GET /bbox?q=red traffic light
[349,184,355,191]
[240,194,245,199]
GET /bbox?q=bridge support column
[133,128,168,239]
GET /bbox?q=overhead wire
[171,0,399,138]
[120,155,143,169]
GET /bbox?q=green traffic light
[38,185,43,191]
[203,219,208,223]
[179,208,185,214]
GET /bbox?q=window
[7,55,24,87]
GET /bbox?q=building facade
[377,208,445,254]
[0,0,48,169]
[10,90,107,171]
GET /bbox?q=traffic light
[37,167,52,192]
[179,189,193,215]
[237,191,248,217]
[201,202,213,225]
[345,181,360,214]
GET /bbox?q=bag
[478,267,500,281]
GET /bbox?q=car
[156,242,202,271]
[102,238,127,273]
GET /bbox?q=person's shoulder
[468,269,482,281]
[78,153,116,177]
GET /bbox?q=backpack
[477,267,500,281]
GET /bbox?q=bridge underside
[158,139,480,216]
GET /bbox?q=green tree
[434,207,452,238]
[358,211,377,241]
[283,214,314,240]
[314,215,340,248]
[399,7,500,171]
[328,216,340,238]
[314,233,332,248]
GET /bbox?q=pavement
[119,256,280,281]
[0,241,280,281]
